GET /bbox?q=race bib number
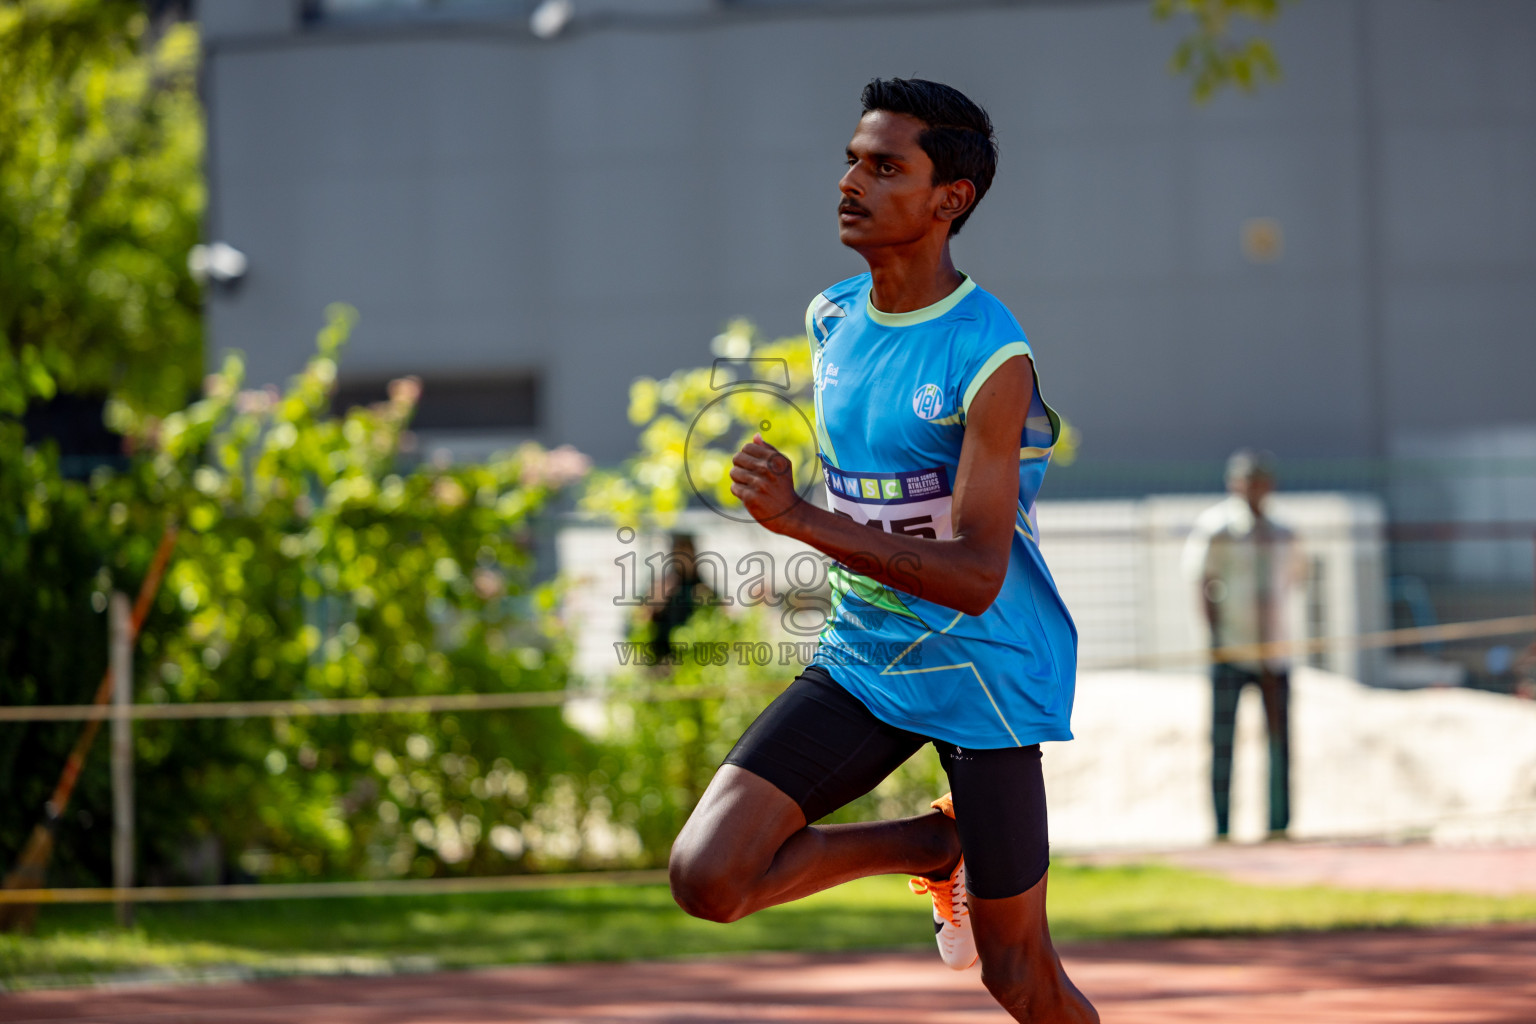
[821,460,953,540]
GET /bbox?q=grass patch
[5,862,1536,989]
[1048,863,1536,940]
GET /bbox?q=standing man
[668,79,1097,1022]
[646,533,714,667]
[1184,449,1306,841]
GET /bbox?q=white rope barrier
[0,868,672,906]
[1,615,1531,723]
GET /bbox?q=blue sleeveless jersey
[806,273,1076,749]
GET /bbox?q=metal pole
[109,593,134,928]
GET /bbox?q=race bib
[821,459,953,540]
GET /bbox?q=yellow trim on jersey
[865,274,977,328]
[880,611,964,671]
[881,663,1024,747]
[961,341,1033,417]
[879,613,1025,746]
[1015,503,1038,544]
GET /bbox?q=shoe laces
[909,874,964,926]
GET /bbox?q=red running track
[3,926,1534,1023]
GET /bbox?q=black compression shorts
[722,665,1050,900]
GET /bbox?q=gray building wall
[201,0,1536,468]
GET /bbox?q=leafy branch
[1153,0,1289,103]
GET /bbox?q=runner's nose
[838,164,864,198]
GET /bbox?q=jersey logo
[912,383,944,421]
[812,296,846,342]
[815,360,839,393]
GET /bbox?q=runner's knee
[668,847,752,923]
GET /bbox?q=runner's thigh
[724,665,928,823]
[937,742,1049,900]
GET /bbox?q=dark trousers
[1211,664,1290,837]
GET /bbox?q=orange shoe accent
[931,792,955,819]
[908,874,960,926]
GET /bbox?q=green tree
[0,0,203,417]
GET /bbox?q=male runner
[668,78,1096,1023]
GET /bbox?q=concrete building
[199,0,1536,472]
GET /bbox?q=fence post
[109,592,134,928]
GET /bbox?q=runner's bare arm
[730,356,1033,616]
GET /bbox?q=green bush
[2,309,614,884]
[0,424,123,886]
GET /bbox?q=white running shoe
[909,792,978,970]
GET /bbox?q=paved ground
[4,844,1534,1023]
[3,927,1535,1023]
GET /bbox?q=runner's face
[837,112,945,249]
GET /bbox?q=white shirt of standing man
[1182,453,1308,673]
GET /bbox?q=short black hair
[860,78,997,237]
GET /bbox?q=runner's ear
[936,179,976,226]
